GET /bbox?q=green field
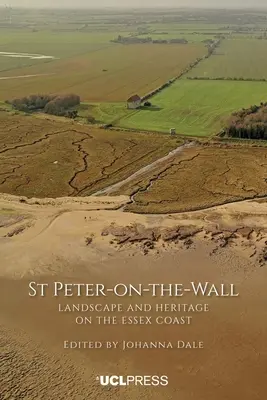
[80,102,129,124]
[2,8,267,138]
[186,39,267,79]
[113,80,267,136]
[0,30,117,73]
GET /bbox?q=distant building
[127,94,141,109]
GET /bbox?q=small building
[127,94,141,109]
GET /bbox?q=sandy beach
[0,193,267,399]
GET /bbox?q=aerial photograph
[0,0,267,399]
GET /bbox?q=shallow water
[0,51,55,59]
[0,73,55,80]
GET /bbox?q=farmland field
[186,39,267,79]
[0,31,115,73]
[0,41,205,102]
[114,80,267,136]
[1,9,267,139]
[0,111,179,198]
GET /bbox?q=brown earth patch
[0,44,206,102]
[101,222,267,266]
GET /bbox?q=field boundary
[187,77,267,82]
[141,39,221,102]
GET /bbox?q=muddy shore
[0,194,267,399]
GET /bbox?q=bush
[87,115,96,124]
[44,101,66,116]
[225,102,267,140]
[67,110,78,119]
[8,93,80,117]
[52,94,80,110]
[103,123,113,129]
[144,101,152,107]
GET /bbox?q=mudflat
[1,111,266,213]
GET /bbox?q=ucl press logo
[96,375,168,386]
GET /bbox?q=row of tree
[141,40,221,102]
[111,35,188,44]
[7,94,80,117]
[206,39,221,56]
[187,76,267,82]
[225,103,267,140]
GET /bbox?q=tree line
[224,103,267,140]
[111,35,188,45]
[6,94,80,118]
[141,41,221,102]
[187,76,267,82]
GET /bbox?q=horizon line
[1,6,267,10]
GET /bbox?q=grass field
[0,30,116,72]
[0,42,205,102]
[79,102,129,124]
[113,80,267,136]
[0,111,180,198]
[186,39,267,79]
[116,145,267,213]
